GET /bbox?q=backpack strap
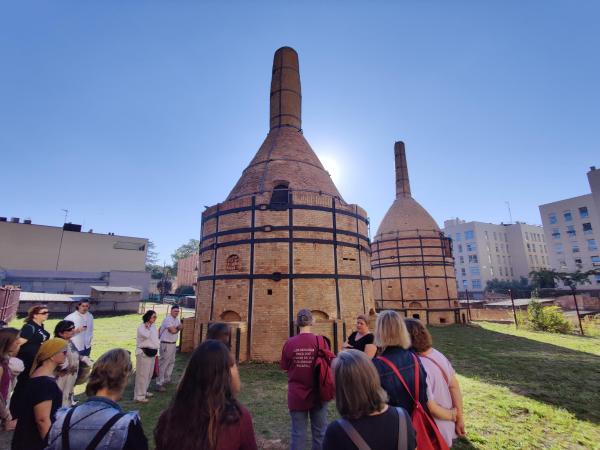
[411,353,420,402]
[376,356,417,406]
[337,418,371,450]
[395,407,408,450]
[61,406,78,450]
[85,412,126,450]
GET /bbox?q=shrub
[527,301,572,334]
[582,315,600,337]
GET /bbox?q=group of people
[0,302,465,450]
[0,301,183,450]
[280,310,465,450]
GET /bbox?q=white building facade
[443,219,549,295]
[539,166,600,287]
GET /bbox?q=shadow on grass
[429,325,600,424]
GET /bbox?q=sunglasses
[65,327,75,332]
[39,311,49,315]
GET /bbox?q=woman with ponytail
[154,340,257,450]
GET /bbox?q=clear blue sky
[2,1,599,263]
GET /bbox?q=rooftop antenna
[505,201,513,224]
[61,208,69,224]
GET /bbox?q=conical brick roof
[226,47,342,201]
[375,142,440,240]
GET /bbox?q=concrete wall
[0,222,147,272]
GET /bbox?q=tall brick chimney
[394,141,411,198]
[270,47,301,131]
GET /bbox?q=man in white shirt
[156,305,182,391]
[65,300,94,357]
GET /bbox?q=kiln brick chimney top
[394,141,411,198]
[270,47,301,131]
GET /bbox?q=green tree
[529,269,558,289]
[175,285,195,295]
[145,240,159,269]
[171,239,200,263]
[554,269,599,289]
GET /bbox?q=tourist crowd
[0,303,465,450]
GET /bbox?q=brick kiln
[371,142,462,324]
[195,47,375,361]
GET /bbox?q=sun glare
[318,154,342,185]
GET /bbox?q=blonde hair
[333,350,388,419]
[374,310,411,351]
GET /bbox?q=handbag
[141,347,158,357]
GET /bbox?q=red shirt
[217,404,258,450]
[280,332,323,411]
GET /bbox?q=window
[588,239,598,251]
[468,255,479,264]
[500,244,505,252]
[472,279,482,289]
[532,243,536,252]
[455,232,462,241]
[574,258,583,269]
[466,243,477,252]
[459,256,464,264]
[579,207,589,218]
[534,255,539,264]
[470,266,480,276]
[566,225,576,238]
[493,232,497,240]
[552,228,560,239]
[461,268,466,276]
[572,244,580,253]
[499,267,503,276]
[525,232,530,241]
[583,223,593,235]
[462,280,468,288]
[270,183,290,209]
[529,255,533,264]
[510,268,514,276]
[592,256,600,266]
[502,255,507,264]
[495,244,499,252]
[553,243,564,254]
[458,244,463,253]
[465,230,475,240]
[563,211,572,222]
[484,231,489,240]
[527,243,531,251]
[596,274,600,285]
[549,213,557,224]
[490,267,494,276]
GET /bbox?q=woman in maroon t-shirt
[280,309,329,450]
[154,340,257,450]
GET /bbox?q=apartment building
[539,166,600,286]
[443,219,549,295]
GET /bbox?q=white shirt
[159,315,181,343]
[136,323,160,355]
[65,311,94,351]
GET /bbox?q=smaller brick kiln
[371,142,462,324]
[195,47,375,362]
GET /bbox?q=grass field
[3,312,600,449]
